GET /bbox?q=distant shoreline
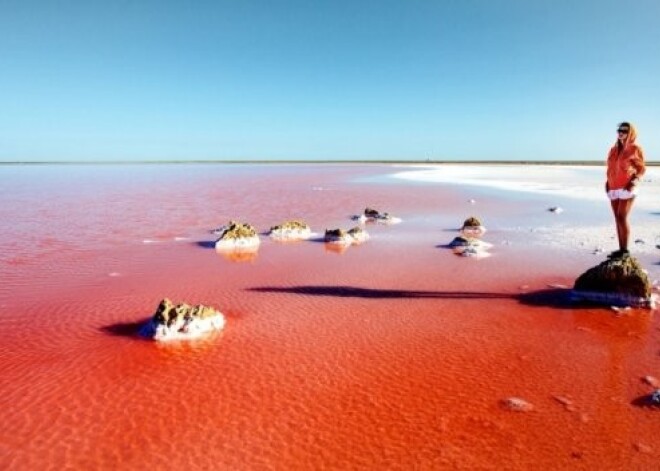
[2,160,658,166]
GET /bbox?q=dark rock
[216,221,257,240]
[142,298,225,340]
[270,220,310,232]
[462,216,482,228]
[325,228,347,240]
[449,236,471,247]
[652,389,660,405]
[347,226,365,237]
[152,298,219,327]
[574,255,652,298]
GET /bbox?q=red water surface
[1,164,659,470]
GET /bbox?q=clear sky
[1,0,658,162]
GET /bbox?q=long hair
[617,121,631,153]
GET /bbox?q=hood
[618,123,638,148]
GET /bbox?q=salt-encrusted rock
[572,255,655,308]
[501,397,534,412]
[325,228,351,244]
[449,236,492,257]
[459,245,491,258]
[324,227,369,245]
[548,206,563,213]
[652,389,660,405]
[353,207,401,224]
[347,226,369,243]
[642,376,659,387]
[269,220,312,240]
[214,220,260,250]
[140,298,226,341]
[460,216,486,237]
[448,236,471,248]
[449,236,492,249]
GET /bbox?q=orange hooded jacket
[606,124,645,190]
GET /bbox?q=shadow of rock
[248,285,512,300]
[631,394,660,409]
[248,285,604,310]
[435,243,453,249]
[100,318,150,339]
[517,288,575,308]
[195,240,216,249]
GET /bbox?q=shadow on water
[631,394,660,409]
[250,285,508,299]
[100,318,151,339]
[195,240,216,249]
[247,285,582,309]
[435,243,453,249]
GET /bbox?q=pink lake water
[1,163,659,469]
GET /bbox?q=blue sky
[1,0,658,161]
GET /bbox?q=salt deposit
[324,227,369,245]
[214,221,260,250]
[269,220,313,241]
[392,165,660,258]
[140,299,226,341]
[391,165,660,211]
[352,207,402,225]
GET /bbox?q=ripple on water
[2,164,660,469]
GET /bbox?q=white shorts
[607,188,637,200]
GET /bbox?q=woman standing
[606,122,645,258]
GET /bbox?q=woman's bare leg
[615,197,635,251]
[610,199,623,250]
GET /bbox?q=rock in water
[324,228,350,244]
[651,389,660,405]
[460,216,486,237]
[501,397,534,412]
[642,376,659,387]
[353,207,402,224]
[347,226,369,243]
[325,227,369,245]
[140,298,226,341]
[572,255,655,308]
[215,220,260,250]
[269,220,312,240]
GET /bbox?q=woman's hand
[625,177,639,192]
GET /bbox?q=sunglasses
[617,129,629,134]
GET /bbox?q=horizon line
[3,159,658,166]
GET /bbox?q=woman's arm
[624,147,645,191]
[631,145,646,178]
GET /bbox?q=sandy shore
[1,163,659,469]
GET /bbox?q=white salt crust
[326,230,370,245]
[269,227,313,241]
[354,214,402,225]
[461,226,487,238]
[215,236,261,250]
[140,313,226,341]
